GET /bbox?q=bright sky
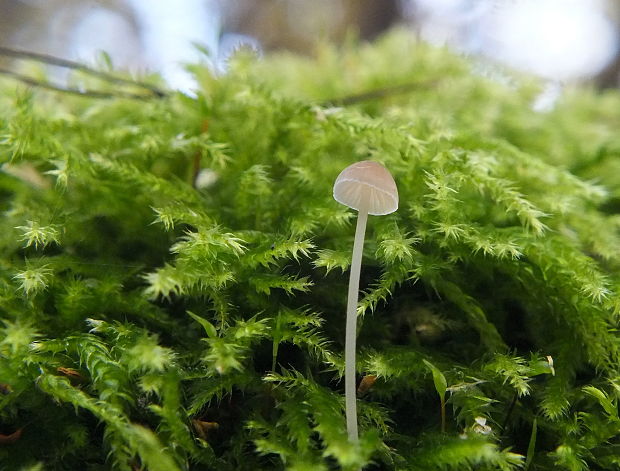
[481,0,618,79]
[129,0,221,90]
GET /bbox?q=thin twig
[0,46,168,98]
[0,67,162,100]
[324,79,437,106]
[500,391,518,434]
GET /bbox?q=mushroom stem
[345,189,370,442]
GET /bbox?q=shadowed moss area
[1,29,619,470]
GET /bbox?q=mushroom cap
[333,160,398,215]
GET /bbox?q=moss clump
[1,30,619,470]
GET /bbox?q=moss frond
[1,28,619,470]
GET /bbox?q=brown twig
[0,67,160,100]
[500,391,519,434]
[0,46,167,97]
[0,428,22,445]
[324,79,437,106]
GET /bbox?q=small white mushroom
[333,160,398,442]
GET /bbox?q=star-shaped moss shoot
[333,160,398,442]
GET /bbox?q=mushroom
[333,160,398,442]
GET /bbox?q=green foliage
[1,29,619,470]
[423,359,448,432]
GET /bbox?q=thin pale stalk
[345,190,370,442]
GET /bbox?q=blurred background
[0,0,619,92]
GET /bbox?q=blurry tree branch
[324,79,437,106]
[220,0,399,53]
[0,46,167,99]
[0,67,164,100]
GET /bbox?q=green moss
[0,29,619,470]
